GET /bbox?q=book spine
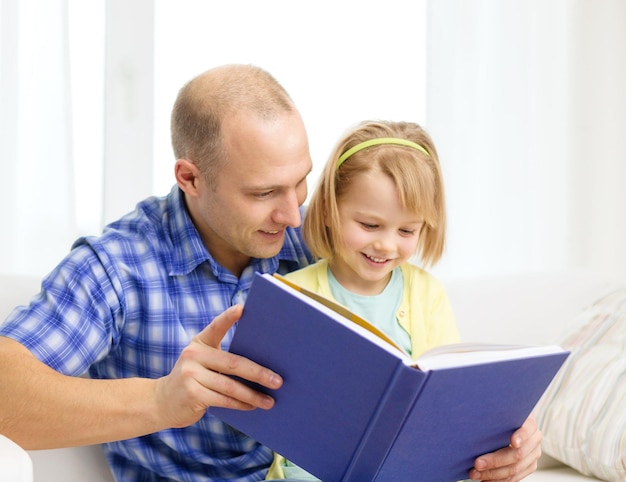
[341,364,428,481]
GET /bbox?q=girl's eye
[359,222,378,230]
[400,229,416,235]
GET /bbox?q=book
[210,273,568,482]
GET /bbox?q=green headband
[336,137,430,169]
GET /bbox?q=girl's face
[329,170,423,295]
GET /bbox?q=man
[0,64,542,481]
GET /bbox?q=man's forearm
[0,337,163,449]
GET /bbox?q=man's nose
[273,192,301,227]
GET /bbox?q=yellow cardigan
[284,259,461,359]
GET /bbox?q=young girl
[266,120,460,480]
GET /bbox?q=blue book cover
[210,273,568,482]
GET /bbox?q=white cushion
[533,289,626,482]
[0,434,33,482]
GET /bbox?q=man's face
[189,110,312,276]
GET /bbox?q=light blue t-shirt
[327,266,412,356]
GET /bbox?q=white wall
[427,0,626,284]
[151,0,428,204]
[567,0,626,283]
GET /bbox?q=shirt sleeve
[0,243,122,375]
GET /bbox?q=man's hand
[155,305,283,429]
[469,415,542,481]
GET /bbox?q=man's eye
[256,191,274,198]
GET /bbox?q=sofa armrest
[0,434,33,482]
[28,445,114,482]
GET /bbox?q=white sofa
[0,271,619,481]
[444,271,616,482]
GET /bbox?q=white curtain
[0,0,75,278]
[0,0,105,278]
[427,0,626,284]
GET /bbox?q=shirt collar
[166,186,211,276]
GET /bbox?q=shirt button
[232,291,246,306]
[398,310,405,317]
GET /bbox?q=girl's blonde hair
[304,120,446,268]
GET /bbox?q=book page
[415,342,566,371]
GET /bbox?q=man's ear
[175,159,202,197]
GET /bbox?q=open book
[276,273,565,370]
[210,273,568,482]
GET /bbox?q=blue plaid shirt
[0,186,314,481]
